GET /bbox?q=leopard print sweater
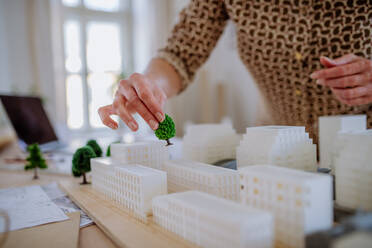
[157,0,372,143]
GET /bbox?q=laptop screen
[0,95,58,145]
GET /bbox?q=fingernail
[156,112,164,122]
[310,72,318,79]
[128,121,137,131]
[323,56,334,62]
[149,120,158,130]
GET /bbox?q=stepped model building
[239,165,333,248]
[319,115,366,170]
[334,131,372,211]
[183,124,240,164]
[110,140,169,170]
[164,159,240,201]
[152,191,273,248]
[237,126,316,171]
[91,157,167,222]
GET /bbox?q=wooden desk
[0,169,118,248]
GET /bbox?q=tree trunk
[165,139,173,146]
[33,168,39,180]
[81,173,88,185]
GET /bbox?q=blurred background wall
[0,0,271,137]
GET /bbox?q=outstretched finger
[112,94,139,131]
[320,54,359,68]
[318,72,371,88]
[331,85,371,100]
[341,94,372,106]
[98,105,118,129]
[130,73,164,122]
[311,59,369,80]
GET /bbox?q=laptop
[0,95,66,152]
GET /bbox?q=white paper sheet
[41,183,93,228]
[0,185,69,232]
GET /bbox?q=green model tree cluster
[106,141,120,157]
[72,139,102,184]
[155,114,176,146]
[25,143,47,180]
[86,139,102,157]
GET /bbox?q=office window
[61,0,132,130]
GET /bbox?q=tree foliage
[25,143,47,179]
[86,139,102,157]
[106,141,120,157]
[155,114,175,145]
[72,146,96,184]
[25,143,47,170]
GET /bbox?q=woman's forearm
[144,58,183,98]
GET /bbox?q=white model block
[110,140,168,170]
[334,131,372,211]
[332,232,372,248]
[237,126,317,171]
[91,157,167,222]
[164,159,240,201]
[183,124,240,164]
[319,115,366,169]
[152,191,273,248]
[239,165,333,248]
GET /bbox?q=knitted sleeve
[156,0,229,92]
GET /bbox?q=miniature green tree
[155,114,176,146]
[24,143,47,179]
[86,139,102,157]
[72,146,96,184]
[106,141,120,157]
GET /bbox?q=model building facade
[239,165,333,248]
[164,159,240,201]
[335,131,372,211]
[237,126,316,171]
[318,115,366,170]
[152,191,273,248]
[91,157,167,222]
[110,140,169,170]
[183,124,240,164]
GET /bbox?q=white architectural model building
[110,140,169,170]
[237,126,317,171]
[164,159,240,201]
[152,191,273,248]
[239,165,333,248]
[183,124,240,164]
[319,115,366,170]
[334,131,372,211]
[91,157,167,222]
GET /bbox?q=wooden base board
[1,212,80,248]
[59,180,197,248]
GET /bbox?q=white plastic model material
[110,140,169,170]
[237,126,317,171]
[334,131,372,211]
[164,159,240,201]
[183,124,240,164]
[239,165,333,248]
[319,115,366,170]
[332,232,372,248]
[152,191,273,248]
[91,157,167,222]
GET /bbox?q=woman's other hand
[311,54,372,106]
[98,73,167,131]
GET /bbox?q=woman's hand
[98,73,167,131]
[310,54,372,106]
